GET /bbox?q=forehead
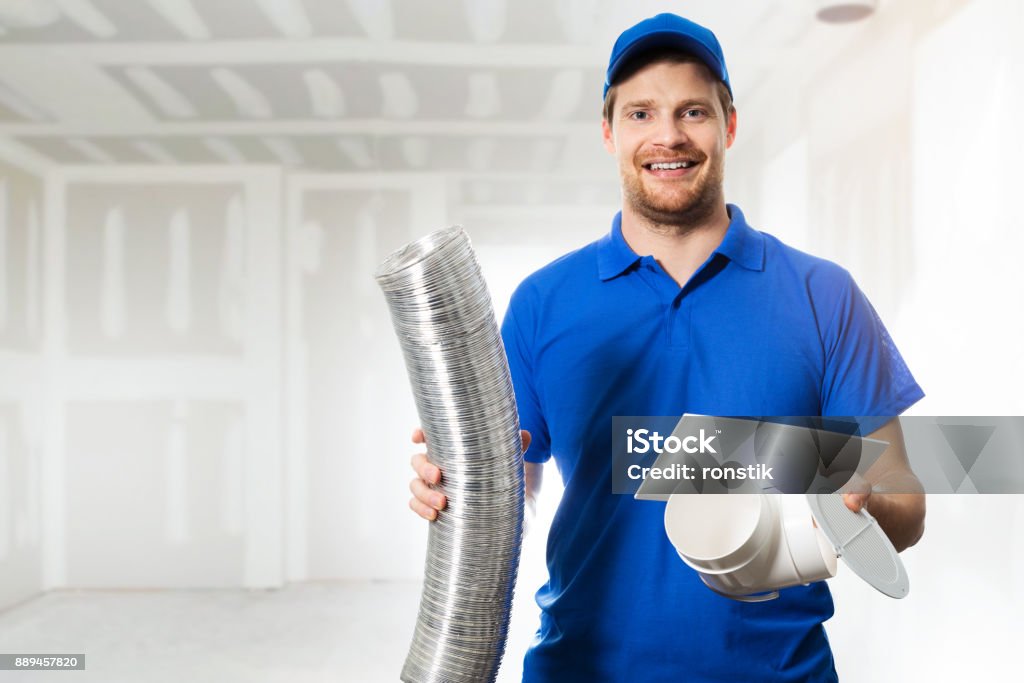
[613,59,719,104]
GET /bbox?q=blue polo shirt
[500,205,923,682]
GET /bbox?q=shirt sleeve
[501,297,552,464]
[819,270,925,436]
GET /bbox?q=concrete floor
[0,580,541,683]
[4,497,1022,682]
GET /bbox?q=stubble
[621,148,725,236]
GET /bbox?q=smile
[644,161,698,170]
[641,159,701,178]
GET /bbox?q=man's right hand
[409,428,446,521]
[409,427,532,521]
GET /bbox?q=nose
[652,114,689,148]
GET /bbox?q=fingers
[521,430,532,453]
[409,477,446,521]
[842,491,871,514]
[410,477,446,509]
[409,429,444,522]
[410,452,440,485]
[409,495,438,521]
[842,474,872,513]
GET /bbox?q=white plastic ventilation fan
[663,493,909,602]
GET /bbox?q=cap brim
[606,30,728,95]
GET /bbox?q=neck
[620,200,732,286]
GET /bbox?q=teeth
[649,161,695,170]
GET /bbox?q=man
[410,13,925,682]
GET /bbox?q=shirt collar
[596,212,641,280]
[715,204,765,272]
[597,203,765,281]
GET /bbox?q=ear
[602,118,616,155]
[725,109,738,149]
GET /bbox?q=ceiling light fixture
[815,0,877,23]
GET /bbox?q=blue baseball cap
[604,13,732,99]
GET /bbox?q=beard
[621,147,725,234]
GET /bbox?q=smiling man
[409,12,925,682]
[604,55,732,246]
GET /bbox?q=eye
[682,109,708,120]
[627,110,650,121]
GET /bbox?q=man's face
[602,60,737,227]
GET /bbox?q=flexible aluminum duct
[375,226,525,683]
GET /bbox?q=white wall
[283,172,445,582]
[727,0,1024,679]
[0,154,46,611]
[0,159,613,594]
[901,0,1024,416]
[32,166,285,591]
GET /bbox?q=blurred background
[0,0,1022,681]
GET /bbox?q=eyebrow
[621,98,656,110]
[620,97,715,111]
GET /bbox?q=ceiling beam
[0,119,598,137]
[0,51,153,127]
[0,137,56,174]
[0,39,602,67]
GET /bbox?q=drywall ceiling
[0,0,815,184]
